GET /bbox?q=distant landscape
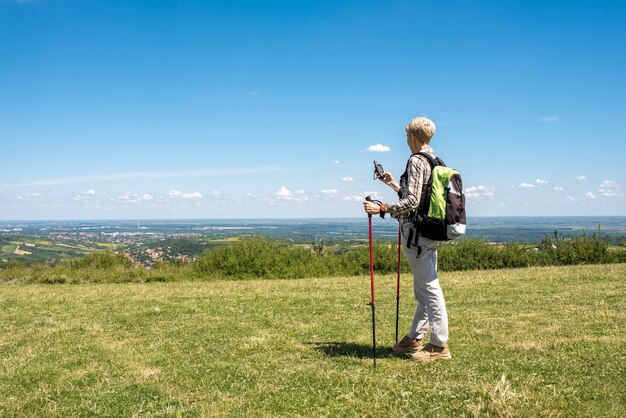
[2,217,625,268]
[2,219,624,414]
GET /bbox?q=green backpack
[407,152,467,246]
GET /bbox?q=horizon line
[1,215,625,222]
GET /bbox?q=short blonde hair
[405,117,436,144]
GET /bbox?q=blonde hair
[405,117,436,144]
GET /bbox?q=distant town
[0,226,207,267]
[0,219,370,268]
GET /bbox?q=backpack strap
[406,153,446,252]
[414,152,445,168]
[413,152,445,215]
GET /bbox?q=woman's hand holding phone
[377,172,395,185]
[373,160,399,192]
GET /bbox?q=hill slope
[1,264,624,416]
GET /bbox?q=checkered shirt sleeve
[386,150,434,224]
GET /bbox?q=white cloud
[274,187,310,202]
[553,186,565,192]
[363,191,382,200]
[108,192,156,204]
[181,192,202,199]
[342,177,354,182]
[168,190,202,199]
[116,193,132,200]
[85,189,96,196]
[366,143,391,152]
[248,91,260,96]
[574,175,586,181]
[276,186,293,200]
[465,185,496,199]
[540,116,559,122]
[342,194,365,202]
[112,192,140,203]
[321,189,338,195]
[330,160,341,165]
[212,190,223,198]
[519,179,547,188]
[585,192,596,199]
[597,180,622,197]
[564,195,576,203]
[342,192,380,202]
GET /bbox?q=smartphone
[373,160,385,178]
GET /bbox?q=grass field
[0,238,109,267]
[1,264,624,417]
[1,244,18,255]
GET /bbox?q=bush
[437,231,626,272]
[2,233,624,284]
[68,251,132,269]
[537,230,626,265]
[328,241,406,276]
[194,237,334,279]
[194,237,413,279]
[438,239,538,271]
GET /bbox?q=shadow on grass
[306,341,397,359]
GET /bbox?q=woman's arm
[376,172,400,193]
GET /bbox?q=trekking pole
[368,212,376,367]
[365,195,377,367]
[395,226,401,345]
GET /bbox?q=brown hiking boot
[393,335,423,354]
[410,343,452,362]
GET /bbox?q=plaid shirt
[386,146,435,225]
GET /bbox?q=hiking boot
[410,343,452,362]
[393,335,423,354]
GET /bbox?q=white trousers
[401,223,449,347]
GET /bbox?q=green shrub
[68,251,132,269]
[2,233,624,284]
[340,241,410,275]
[438,239,538,271]
[436,231,626,272]
[194,237,333,279]
[537,230,625,265]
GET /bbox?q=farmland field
[0,238,107,266]
[1,244,18,255]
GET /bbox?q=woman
[363,116,451,362]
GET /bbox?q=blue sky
[1,0,625,219]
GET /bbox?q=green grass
[1,244,17,255]
[1,264,624,417]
